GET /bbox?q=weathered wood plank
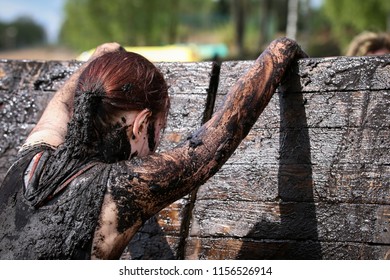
[196,163,390,204]
[217,56,390,94]
[221,127,389,166]
[0,60,80,92]
[185,237,390,260]
[189,201,390,243]
[292,56,390,93]
[1,55,390,260]
[184,55,390,260]
[195,93,390,204]
[214,88,390,130]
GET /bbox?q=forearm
[176,38,305,190]
[131,38,306,216]
[197,37,306,164]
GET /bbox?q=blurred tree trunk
[387,13,390,32]
[259,0,272,48]
[286,0,299,40]
[168,0,180,43]
[299,0,310,49]
[233,0,247,58]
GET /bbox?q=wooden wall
[0,55,389,259]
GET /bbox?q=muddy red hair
[76,50,170,124]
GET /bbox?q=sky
[0,0,65,43]
[0,0,324,44]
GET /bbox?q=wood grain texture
[0,54,389,259]
[185,237,390,260]
[187,55,390,259]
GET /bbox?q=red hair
[66,50,170,161]
[76,50,170,123]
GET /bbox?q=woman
[0,38,306,259]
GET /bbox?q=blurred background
[0,0,389,61]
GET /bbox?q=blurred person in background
[346,31,390,56]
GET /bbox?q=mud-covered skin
[0,145,110,259]
[92,38,307,259]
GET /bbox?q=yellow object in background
[77,45,199,62]
[77,44,229,62]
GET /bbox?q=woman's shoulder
[18,142,56,158]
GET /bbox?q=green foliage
[59,0,292,53]
[323,0,390,48]
[61,0,390,58]
[60,0,213,51]
[0,17,46,50]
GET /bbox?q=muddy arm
[22,43,124,149]
[115,38,307,222]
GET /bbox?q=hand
[265,37,308,62]
[89,42,125,60]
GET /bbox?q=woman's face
[118,110,167,159]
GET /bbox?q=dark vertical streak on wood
[202,61,221,124]
[177,61,221,259]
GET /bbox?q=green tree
[323,0,390,48]
[0,17,46,50]
[60,0,211,51]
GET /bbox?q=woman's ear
[132,109,152,140]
